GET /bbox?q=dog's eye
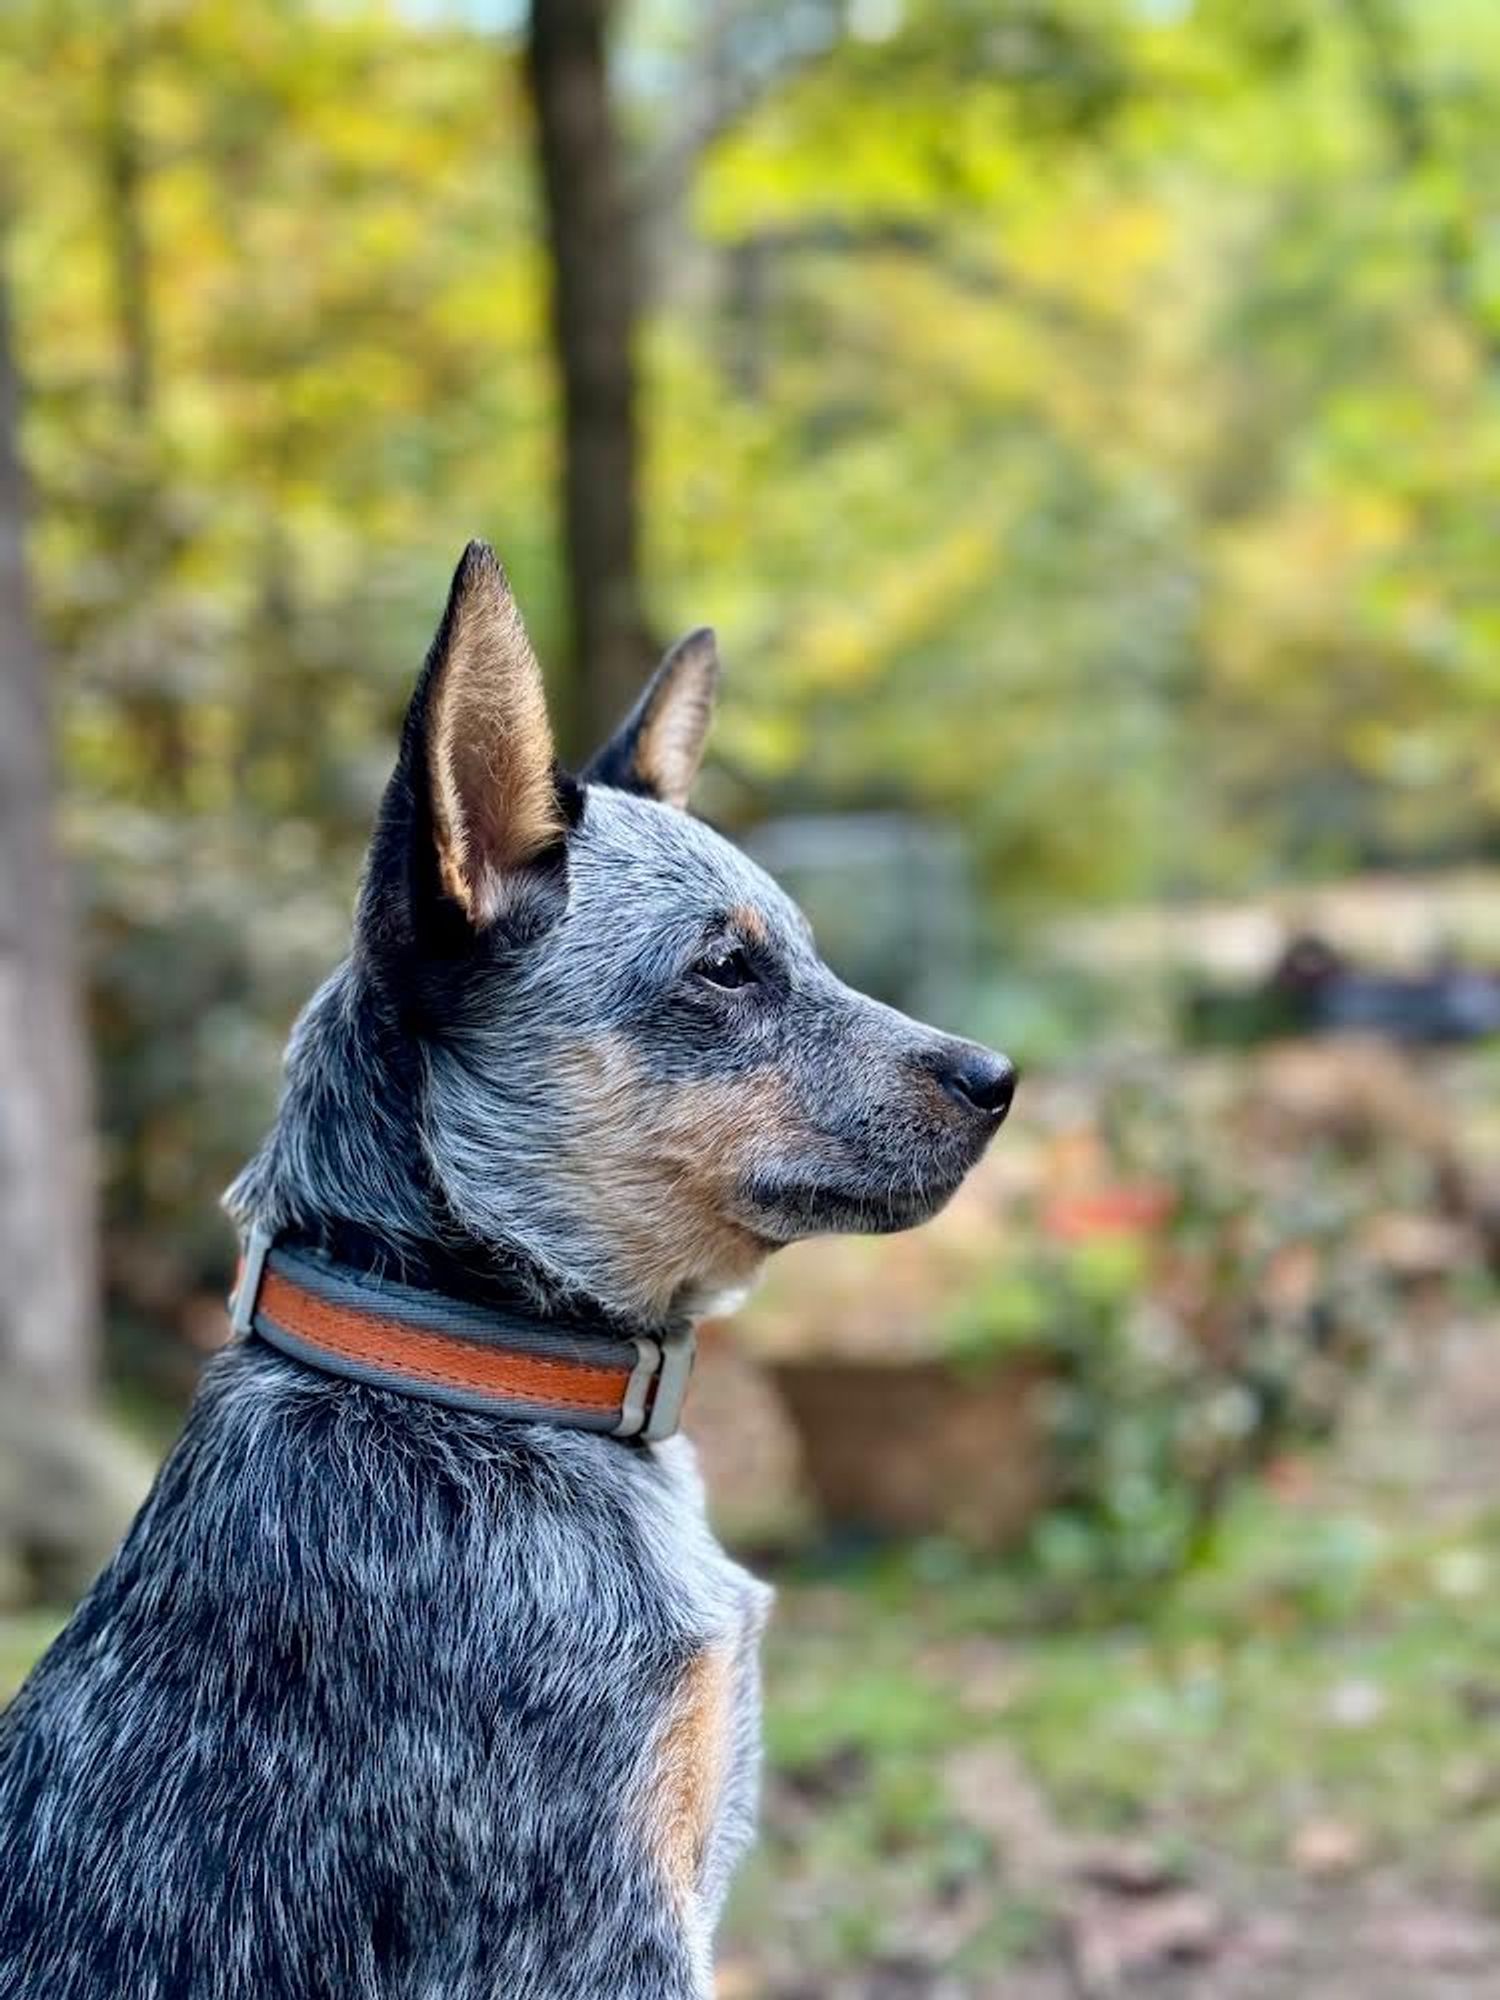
[693,946,757,991]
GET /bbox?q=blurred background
[4,0,1500,1992]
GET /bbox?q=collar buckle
[614,1325,697,1443]
[229,1223,273,1339]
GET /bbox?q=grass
[1011,1496,1500,1866]
[719,1477,1500,1981]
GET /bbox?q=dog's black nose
[938,1047,1017,1124]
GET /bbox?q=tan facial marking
[728,904,769,944]
[637,1645,734,1910]
[557,1037,804,1314]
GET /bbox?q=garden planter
[768,1351,1055,1548]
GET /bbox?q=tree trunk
[526,0,654,752]
[0,258,100,1409]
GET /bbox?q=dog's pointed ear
[582,628,719,810]
[423,542,569,927]
[362,542,576,956]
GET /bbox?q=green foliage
[932,1058,1465,1603]
[677,0,1500,885]
[1003,1495,1500,1859]
[716,1480,1500,1979]
[2,0,1498,1351]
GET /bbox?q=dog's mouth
[734,1167,968,1244]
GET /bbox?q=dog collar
[228,1226,696,1442]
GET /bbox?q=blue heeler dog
[0,544,1015,1998]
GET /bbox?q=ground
[717,1307,1500,1996]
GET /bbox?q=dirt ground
[717,1304,1500,1999]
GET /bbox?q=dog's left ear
[361,542,576,959]
[582,628,719,809]
[423,542,571,929]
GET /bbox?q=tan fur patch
[727,904,768,944]
[428,554,562,924]
[557,1037,799,1315]
[638,1645,734,1910]
[633,630,717,809]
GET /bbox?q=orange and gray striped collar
[228,1228,696,1443]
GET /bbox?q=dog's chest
[622,1436,773,1923]
[0,1356,775,2000]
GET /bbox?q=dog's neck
[228,951,699,1433]
[279,1213,669,1344]
[227,960,692,1344]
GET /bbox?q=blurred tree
[0,250,98,1409]
[0,250,148,1597]
[528,0,654,749]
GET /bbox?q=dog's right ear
[359,542,578,961]
[582,628,719,809]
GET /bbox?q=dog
[0,542,1015,1999]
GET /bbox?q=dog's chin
[734,1170,966,1245]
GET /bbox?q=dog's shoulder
[591,1433,771,1968]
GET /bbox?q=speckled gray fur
[0,1346,770,1999]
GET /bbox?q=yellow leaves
[7,0,1499,908]
[1209,489,1413,685]
[437,241,552,350]
[1344,715,1446,789]
[1408,314,1483,399]
[717,706,805,782]
[1006,189,1170,314]
[798,522,994,693]
[697,74,1031,239]
[1208,500,1376,688]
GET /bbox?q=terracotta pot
[769,1352,1054,1548]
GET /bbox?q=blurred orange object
[1040,1181,1176,1243]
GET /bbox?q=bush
[936,1054,1470,1607]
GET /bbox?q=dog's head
[349,542,1014,1322]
